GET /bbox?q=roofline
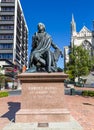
[79,26,92,33]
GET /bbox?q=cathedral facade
[64,15,94,69]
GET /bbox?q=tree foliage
[0,66,6,88]
[65,45,94,80]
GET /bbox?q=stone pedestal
[16,73,70,123]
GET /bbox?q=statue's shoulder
[33,32,38,36]
[32,32,38,39]
[45,32,51,38]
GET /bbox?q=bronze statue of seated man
[28,23,63,73]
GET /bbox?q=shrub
[82,90,88,96]
[0,91,8,98]
[88,91,94,97]
[82,90,94,97]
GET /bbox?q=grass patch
[0,91,9,98]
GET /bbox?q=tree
[65,45,94,81]
[0,66,6,90]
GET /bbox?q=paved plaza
[0,89,94,130]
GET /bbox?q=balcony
[17,25,21,34]
[0,39,13,43]
[16,43,21,51]
[0,30,14,34]
[0,11,14,15]
[0,21,14,24]
[0,3,15,7]
[16,34,21,43]
[0,49,13,53]
[16,53,20,60]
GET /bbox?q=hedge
[0,91,9,98]
[82,90,94,97]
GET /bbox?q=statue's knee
[34,53,40,61]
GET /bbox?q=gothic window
[82,40,92,55]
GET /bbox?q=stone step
[3,116,83,130]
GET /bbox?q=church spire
[72,14,75,23]
[70,14,77,48]
[71,14,76,35]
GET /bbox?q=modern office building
[0,0,28,70]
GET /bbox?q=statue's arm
[51,41,60,49]
[51,42,63,57]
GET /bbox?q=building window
[0,16,14,21]
[82,40,92,56]
[0,34,13,40]
[82,40,91,50]
[0,25,14,30]
[1,7,14,12]
[0,53,13,59]
[0,43,13,49]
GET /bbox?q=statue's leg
[46,51,51,72]
[34,53,46,66]
[50,52,57,72]
[30,52,34,65]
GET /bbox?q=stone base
[16,109,70,123]
[3,116,83,130]
[16,73,70,123]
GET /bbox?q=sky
[20,0,94,68]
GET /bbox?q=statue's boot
[25,66,37,73]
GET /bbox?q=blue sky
[20,0,94,68]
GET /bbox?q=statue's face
[38,23,45,32]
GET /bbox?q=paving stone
[0,92,94,130]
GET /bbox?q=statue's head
[37,23,45,32]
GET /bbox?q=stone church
[64,14,94,68]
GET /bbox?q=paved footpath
[0,93,94,130]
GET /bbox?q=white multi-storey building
[0,0,28,70]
